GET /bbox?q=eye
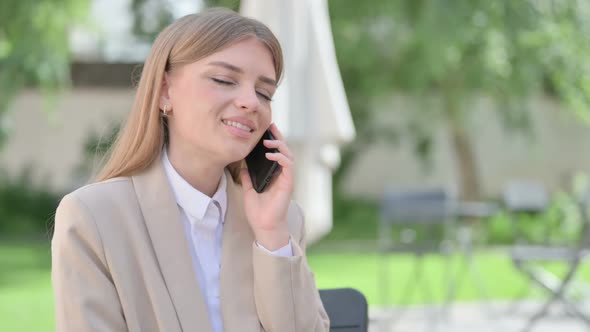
[211,78,234,85]
[256,91,272,102]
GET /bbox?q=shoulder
[65,177,134,206]
[54,177,137,235]
[59,177,137,215]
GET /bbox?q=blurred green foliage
[129,0,240,42]
[0,0,89,146]
[0,123,121,236]
[484,191,582,245]
[203,0,240,11]
[131,0,174,42]
[0,168,60,236]
[0,127,116,236]
[328,0,590,198]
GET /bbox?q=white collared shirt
[162,150,292,332]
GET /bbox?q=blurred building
[340,94,590,199]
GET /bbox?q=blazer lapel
[220,170,262,332]
[132,158,212,332]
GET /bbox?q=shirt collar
[162,148,227,223]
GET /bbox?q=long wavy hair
[95,8,283,183]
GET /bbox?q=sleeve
[251,204,330,332]
[255,239,293,257]
[51,194,127,332]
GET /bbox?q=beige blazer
[51,158,329,332]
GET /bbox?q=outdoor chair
[503,180,551,311]
[503,181,590,331]
[319,288,368,332]
[449,200,499,311]
[378,187,457,325]
[503,181,550,245]
[517,189,590,331]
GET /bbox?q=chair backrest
[319,288,368,332]
[502,181,549,213]
[379,187,457,253]
[575,189,590,250]
[380,188,456,224]
[503,180,552,244]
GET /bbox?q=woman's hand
[240,123,294,251]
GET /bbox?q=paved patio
[369,300,590,332]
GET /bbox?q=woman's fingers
[263,139,293,160]
[265,152,293,178]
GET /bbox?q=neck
[166,142,225,197]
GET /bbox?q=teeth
[223,120,252,132]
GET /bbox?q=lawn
[2,241,590,331]
[0,242,54,332]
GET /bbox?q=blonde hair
[96,8,283,183]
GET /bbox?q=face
[161,37,277,165]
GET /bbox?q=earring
[162,104,170,116]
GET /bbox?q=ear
[159,72,172,110]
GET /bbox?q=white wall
[341,95,590,199]
[0,88,133,192]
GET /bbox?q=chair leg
[442,251,456,319]
[379,253,390,307]
[388,253,443,331]
[468,252,496,317]
[519,260,590,332]
[506,260,536,316]
[398,253,447,331]
[390,254,423,324]
[415,256,440,331]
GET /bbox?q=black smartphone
[245,129,281,193]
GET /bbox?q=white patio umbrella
[241,0,356,243]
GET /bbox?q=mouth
[221,119,255,133]
[221,118,257,139]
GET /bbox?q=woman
[51,8,329,332]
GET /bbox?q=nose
[234,86,260,112]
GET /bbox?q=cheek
[171,79,216,108]
[172,85,221,123]
[260,108,272,129]
[192,84,214,102]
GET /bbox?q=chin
[225,146,251,164]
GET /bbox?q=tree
[131,0,174,42]
[203,0,240,11]
[329,0,590,199]
[129,0,241,42]
[0,0,89,146]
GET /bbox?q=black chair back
[381,188,456,224]
[319,288,368,332]
[502,181,549,213]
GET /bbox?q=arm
[251,206,330,332]
[51,194,127,332]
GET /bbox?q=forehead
[197,37,276,80]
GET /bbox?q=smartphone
[245,129,281,193]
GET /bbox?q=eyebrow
[208,61,277,87]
